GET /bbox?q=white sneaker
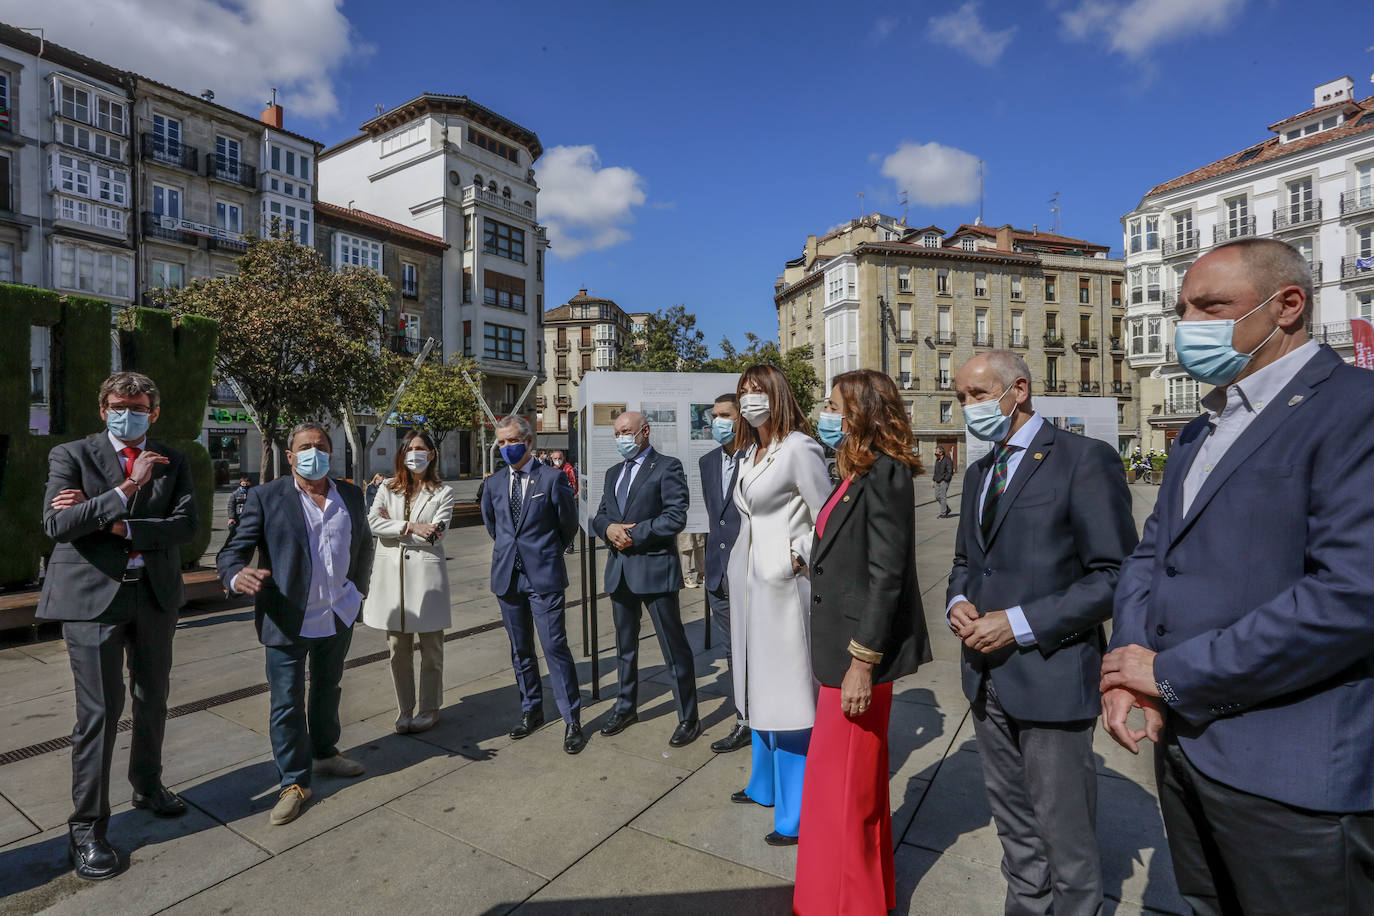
[312,754,365,778]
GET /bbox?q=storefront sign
[160,215,246,244]
[208,407,254,424]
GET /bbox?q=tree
[392,354,485,449]
[615,304,709,371]
[155,225,398,480]
[708,333,823,416]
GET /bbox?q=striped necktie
[981,445,1014,539]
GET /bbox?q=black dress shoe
[730,790,755,805]
[564,723,586,755]
[600,710,637,736]
[69,837,122,881]
[132,785,187,818]
[510,709,545,740]
[764,830,799,847]
[710,723,752,754]
[669,718,702,747]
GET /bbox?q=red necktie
[120,447,141,560]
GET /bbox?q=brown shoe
[269,785,311,825]
[312,754,365,778]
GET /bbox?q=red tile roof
[949,224,1110,253]
[314,201,448,250]
[1267,99,1358,132]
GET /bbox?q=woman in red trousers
[793,369,931,915]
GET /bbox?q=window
[899,351,912,387]
[1168,376,1200,411]
[923,233,940,248]
[824,306,859,389]
[467,127,520,164]
[1225,196,1250,238]
[1147,317,1161,352]
[1128,219,1142,253]
[1045,275,1057,302]
[1046,356,1058,386]
[335,233,381,272]
[536,249,543,282]
[1079,276,1091,304]
[1010,275,1022,300]
[60,84,90,123]
[939,401,952,423]
[0,73,10,133]
[1173,211,1193,247]
[825,264,856,305]
[152,114,181,158]
[401,262,418,297]
[582,352,593,372]
[937,268,949,295]
[215,136,241,177]
[464,215,472,250]
[152,183,181,219]
[897,266,910,291]
[0,154,11,210]
[974,272,987,297]
[1130,319,1144,355]
[95,98,126,134]
[1287,177,1315,223]
[975,308,989,342]
[1111,279,1122,308]
[483,270,526,311]
[1236,145,1263,163]
[1011,311,1024,346]
[1129,267,1142,304]
[960,236,975,251]
[299,155,310,181]
[484,218,525,262]
[938,353,951,388]
[898,305,911,336]
[271,145,281,172]
[1358,290,1373,319]
[54,241,132,298]
[1146,267,1160,302]
[1145,216,1159,250]
[150,260,183,289]
[400,312,420,350]
[937,306,952,341]
[380,123,424,157]
[0,241,13,283]
[1358,224,1373,259]
[215,201,242,234]
[484,323,526,362]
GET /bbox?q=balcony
[1109,336,1124,353]
[210,382,238,403]
[142,211,199,246]
[1077,381,1101,394]
[1273,201,1322,232]
[535,396,547,409]
[1009,331,1029,348]
[1341,255,1374,281]
[895,331,920,344]
[207,154,257,190]
[1340,188,1374,218]
[1310,261,1324,285]
[142,133,198,172]
[1160,292,1177,313]
[935,376,954,391]
[463,184,535,222]
[1111,381,1133,397]
[1213,216,1256,244]
[1042,381,1066,394]
[556,395,570,407]
[1042,333,1065,351]
[554,340,570,351]
[208,235,248,254]
[555,366,570,379]
[1162,396,1201,417]
[896,374,920,391]
[1073,338,1099,353]
[1312,320,1354,348]
[933,331,956,346]
[973,332,994,348]
[1162,231,1199,258]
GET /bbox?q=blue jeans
[265,622,353,790]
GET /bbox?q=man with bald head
[1103,238,1374,915]
[592,411,700,747]
[947,349,1137,916]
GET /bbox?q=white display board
[963,397,1121,465]
[576,372,742,535]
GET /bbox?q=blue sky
[13,0,1374,350]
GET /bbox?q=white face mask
[404,451,431,472]
[738,393,771,428]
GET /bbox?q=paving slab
[0,792,37,846]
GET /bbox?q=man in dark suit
[1103,239,1374,916]
[217,422,374,827]
[481,416,584,754]
[592,410,700,747]
[699,393,749,753]
[38,371,197,880]
[931,445,954,518]
[947,350,1137,916]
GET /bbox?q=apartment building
[1122,75,1374,451]
[538,289,631,447]
[259,101,319,248]
[776,215,1133,468]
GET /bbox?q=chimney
[578,288,588,297]
[995,224,1014,251]
[260,103,284,129]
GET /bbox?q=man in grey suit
[592,410,700,747]
[947,351,1137,916]
[38,371,198,880]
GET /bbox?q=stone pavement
[0,481,1183,915]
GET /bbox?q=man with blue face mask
[38,372,198,880]
[1103,239,1374,915]
[217,422,374,827]
[946,350,1137,916]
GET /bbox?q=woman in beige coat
[365,431,455,734]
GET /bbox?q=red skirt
[793,682,895,915]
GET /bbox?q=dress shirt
[719,448,738,504]
[107,430,145,569]
[294,478,363,638]
[947,411,1044,647]
[1181,340,1319,516]
[508,458,538,500]
[615,446,652,502]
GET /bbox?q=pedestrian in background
[364,430,455,735]
[931,445,954,518]
[365,473,384,511]
[227,475,251,530]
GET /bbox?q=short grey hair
[99,371,160,411]
[984,350,1032,389]
[287,421,330,451]
[496,415,533,441]
[1212,238,1314,319]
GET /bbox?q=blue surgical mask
[106,408,150,441]
[817,411,846,449]
[615,433,642,459]
[962,387,1016,443]
[1174,291,1281,387]
[292,446,330,480]
[711,417,736,445]
[500,443,528,466]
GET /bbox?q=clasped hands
[605,522,636,550]
[1100,644,1164,756]
[948,601,1015,654]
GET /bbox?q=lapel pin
[1033,452,1043,460]
[842,495,850,502]
[1288,395,1303,407]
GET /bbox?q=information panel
[963,396,1121,465]
[576,372,742,535]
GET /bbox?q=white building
[1122,75,1374,451]
[259,101,319,247]
[318,94,548,470]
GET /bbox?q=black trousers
[62,579,177,844]
[609,585,697,724]
[1157,727,1374,916]
[704,582,739,722]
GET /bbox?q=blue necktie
[617,458,635,513]
[510,469,525,571]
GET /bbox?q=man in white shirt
[218,422,374,826]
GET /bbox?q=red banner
[1352,318,1374,370]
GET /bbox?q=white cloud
[880,141,981,208]
[4,0,362,119]
[1059,0,1246,57]
[537,145,647,259]
[871,16,900,42]
[927,2,1017,67]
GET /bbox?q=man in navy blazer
[698,393,750,753]
[1103,239,1374,916]
[482,416,584,754]
[592,410,700,747]
[217,422,374,827]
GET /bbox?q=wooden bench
[0,568,228,633]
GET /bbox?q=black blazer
[808,452,931,687]
[698,446,741,592]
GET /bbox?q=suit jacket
[592,447,687,595]
[808,452,931,687]
[947,420,1137,722]
[1112,345,1374,812]
[216,475,374,647]
[481,460,577,595]
[38,434,197,620]
[932,455,954,484]
[698,446,741,592]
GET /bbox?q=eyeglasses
[107,405,152,415]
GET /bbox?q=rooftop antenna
[269,88,278,107]
[978,160,985,225]
[857,191,865,222]
[899,190,909,225]
[1048,191,1061,234]
[374,104,385,116]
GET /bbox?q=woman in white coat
[365,431,456,734]
[726,364,833,845]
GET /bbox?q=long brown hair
[388,429,441,499]
[832,369,923,479]
[734,364,811,452]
